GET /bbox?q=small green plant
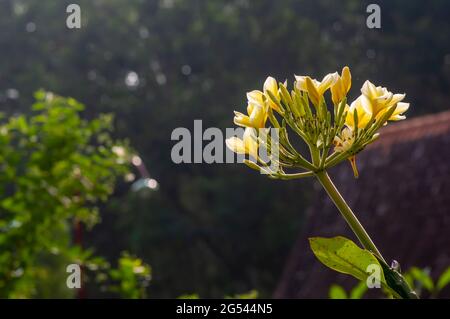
[329,266,450,299]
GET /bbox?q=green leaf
[178,294,200,299]
[226,290,258,299]
[409,267,434,292]
[33,90,46,101]
[437,267,450,292]
[328,284,347,299]
[309,236,387,286]
[350,281,368,299]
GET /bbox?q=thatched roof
[274,110,450,298]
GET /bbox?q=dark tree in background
[0,0,449,297]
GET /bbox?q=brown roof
[274,110,450,299]
[371,110,450,146]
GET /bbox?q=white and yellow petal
[243,127,258,159]
[346,96,372,129]
[361,80,378,100]
[341,66,351,93]
[225,136,247,154]
[233,111,251,127]
[246,90,264,107]
[249,104,267,128]
[263,76,278,96]
[294,75,319,92]
[387,93,406,107]
[225,128,258,159]
[388,102,409,121]
[317,72,339,95]
[333,127,355,153]
[295,72,338,106]
[305,76,320,105]
[263,76,283,113]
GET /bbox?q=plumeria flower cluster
[226,67,409,178]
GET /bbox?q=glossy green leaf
[437,267,450,291]
[328,284,347,299]
[350,280,368,299]
[409,267,434,292]
[309,236,387,285]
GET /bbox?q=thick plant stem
[315,171,385,263]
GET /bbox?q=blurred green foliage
[329,281,367,299]
[108,252,152,299]
[0,0,449,298]
[0,91,129,297]
[178,289,258,299]
[404,266,450,298]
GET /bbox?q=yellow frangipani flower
[225,127,258,159]
[344,95,372,130]
[331,66,352,105]
[228,71,411,181]
[295,72,338,106]
[246,76,282,113]
[360,80,408,119]
[233,103,267,128]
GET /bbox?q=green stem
[315,171,385,263]
[276,171,314,180]
[315,170,419,299]
[309,145,321,167]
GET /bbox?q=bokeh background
[0,0,449,298]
